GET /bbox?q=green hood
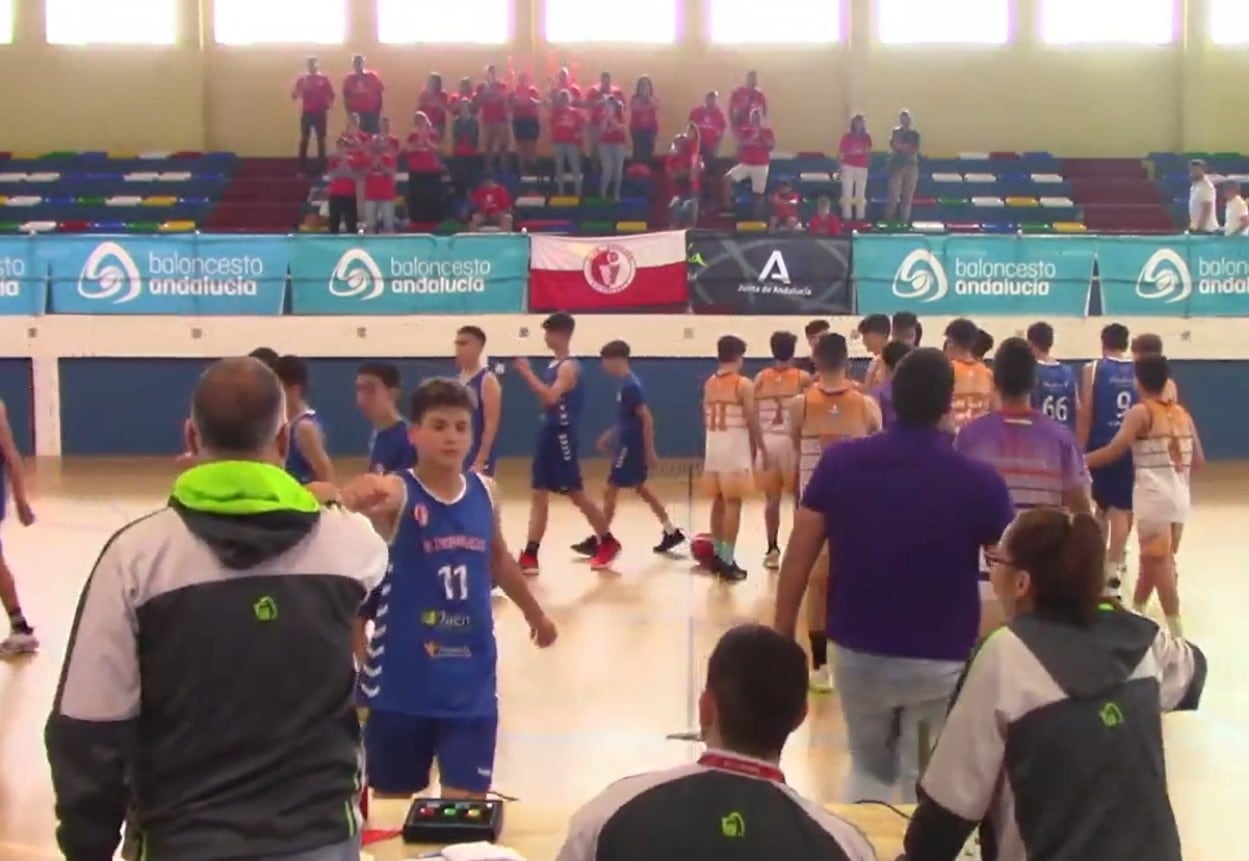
[170,461,322,570]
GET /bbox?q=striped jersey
[955,409,1088,511]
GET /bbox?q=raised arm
[514,357,577,407]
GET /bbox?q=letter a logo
[759,250,790,284]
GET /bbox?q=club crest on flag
[583,244,637,295]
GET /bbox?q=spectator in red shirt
[343,54,384,134]
[376,116,401,156]
[337,114,371,157]
[548,66,582,106]
[403,111,446,225]
[362,140,398,234]
[418,73,450,141]
[666,130,703,228]
[469,176,514,232]
[729,70,767,127]
[586,72,623,173]
[807,195,843,236]
[549,89,585,198]
[476,64,511,176]
[597,96,628,202]
[510,72,542,174]
[838,113,872,221]
[689,91,727,160]
[292,56,334,174]
[723,107,775,216]
[450,76,477,119]
[325,139,363,234]
[630,76,660,162]
[769,179,800,232]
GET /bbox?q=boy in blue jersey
[572,340,685,557]
[1077,323,1136,599]
[0,397,36,656]
[273,354,334,484]
[1027,321,1079,432]
[513,312,619,573]
[356,361,417,474]
[339,379,557,800]
[454,325,502,476]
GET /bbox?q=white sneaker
[809,665,834,694]
[763,549,780,570]
[0,631,38,657]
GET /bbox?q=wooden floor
[2,458,1248,860]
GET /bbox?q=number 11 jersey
[361,470,498,719]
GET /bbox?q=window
[1210,0,1249,45]
[877,0,1008,45]
[46,0,177,45]
[1040,0,1174,45]
[0,0,12,44]
[708,0,839,44]
[545,0,676,43]
[378,0,509,43]
[214,0,345,45]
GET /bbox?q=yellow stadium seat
[736,220,769,232]
[10,152,39,161]
[1052,221,1087,233]
[615,221,648,233]
[0,196,8,207]
[548,196,579,207]
[1005,196,1040,207]
[142,196,178,207]
[158,220,196,233]
[298,223,328,233]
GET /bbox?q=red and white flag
[528,231,689,311]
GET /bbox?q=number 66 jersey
[360,470,499,719]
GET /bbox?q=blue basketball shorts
[608,443,647,489]
[1090,454,1134,513]
[530,427,582,494]
[364,710,498,795]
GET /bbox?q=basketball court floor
[1,458,1245,859]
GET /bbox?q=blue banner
[289,234,528,315]
[0,236,45,315]
[42,235,288,315]
[855,235,1093,317]
[1096,235,1249,317]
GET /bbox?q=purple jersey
[871,382,895,429]
[955,409,1088,511]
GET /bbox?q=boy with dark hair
[338,378,556,802]
[701,335,765,581]
[1027,321,1079,432]
[1131,332,1179,402]
[794,319,830,373]
[857,314,892,390]
[0,396,35,656]
[943,318,993,431]
[573,341,685,557]
[891,311,922,347]
[248,346,280,368]
[273,354,334,484]
[972,328,995,361]
[871,340,912,428]
[454,325,502,476]
[356,361,417,475]
[513,313,619,572]
[754,331,810,568]
[1088,355,1204,635]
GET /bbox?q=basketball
[690,532,716,566]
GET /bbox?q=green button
[444,808,457,817]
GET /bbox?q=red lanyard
[698,752,785,783]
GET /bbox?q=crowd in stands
[1188,158,1249,235]
[292,54,922,234]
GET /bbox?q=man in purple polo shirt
[774,347,1013,804]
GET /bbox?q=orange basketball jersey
[797,385,873,491]
[952,358,993,431]
[755,366,807,436]
[704,371,748,434]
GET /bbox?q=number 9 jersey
[1032,360,1078,431]
[359,470,499,719]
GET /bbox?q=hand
[340,475,392,512]
[512,356,531,374]
[15,499,34,527]
[305,481,342,506]
[528,613,558,648]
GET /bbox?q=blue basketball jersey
[1031,361,1078,432]
[541,358,583,431]
[1088,357,1138,448]
[284,410,324,484]
[369,420,416,474]
[615,372,645,449]
[361,471,498,718]
[462,367,498,472]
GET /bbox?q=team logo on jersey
[423,610,472,629]
[78,241,143,303]
[1135,248,1192,304]
[328,248,386,300]
[891,248,949,303]
[424,641,472,658]
[412,503,429,526]
[583,244,637,295]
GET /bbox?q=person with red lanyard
[838,113,872,221]
[469,175,514,232]
[807,195,843,236]
[343,54,384,135]
[324,138,364,235]
[723,107,775,218]
[402,111,445,226]
[597,96,628,202]
[449,99,481,201]
[729,70,767,127]
[769,179,800,232]
[629,76,660,162]
[291,56,334,174]
[476,64,511,176]
[548,66,582,106]
[688,90,727,161]
[665,128,703,228]
[549,89,585,198]
[510,71,542,174]
[362,139,398,234]
[554,624,875,861]
[418,73,451,141]
[586,71,623,174]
